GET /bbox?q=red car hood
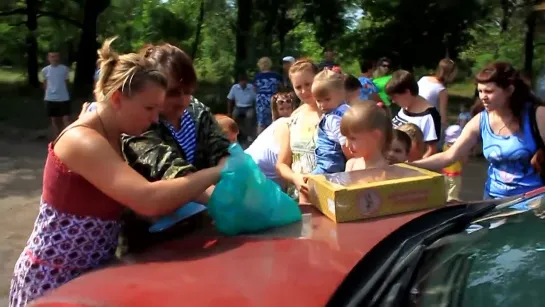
[32,206,428,307]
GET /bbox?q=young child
[458,103,472,128]
[387,70,441,158]
[311,70,351,174]
[397,123,426,162]
[388,129,412,164]
[442,125,466,201]
[42,51,71,137]
[341,103,393,171]
[271,91,296,120]
[344,74,363,105]
[215,114,239,143]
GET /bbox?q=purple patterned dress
[9,145,125,307]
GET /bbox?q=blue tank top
[480,105,542,198]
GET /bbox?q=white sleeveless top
[417,76,445,109]
[245,118,289,181]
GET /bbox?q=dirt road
[0,137,488,302]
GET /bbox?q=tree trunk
[500,0,510,33]
[524,11,536,77]
[191,0,205,60]
[234,0,252,80]
[25,0,39,88]
[73,0,110,98]
[262,1,279,56]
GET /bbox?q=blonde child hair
[311,69,345,99]
[215,114,239,143]
[257,57,272,71]
[340,102,393,155]
[271,92,297,120]
[397,123,426,161]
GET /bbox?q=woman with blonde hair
[8,38,224,307]
[254,56,282,134]
[80,42,231,254]
[276,58,321,204]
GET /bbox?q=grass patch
[0,68,48,130]
[447,80,476,124]
[449,81,475,98]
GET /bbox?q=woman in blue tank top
[412,62,545,199]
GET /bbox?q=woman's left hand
[79,102,91,118]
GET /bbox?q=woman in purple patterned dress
[9,38,224,307]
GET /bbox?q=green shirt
[373,75,393,106]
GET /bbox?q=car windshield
[407,193,545,307]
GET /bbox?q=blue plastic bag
[208,143,302,235]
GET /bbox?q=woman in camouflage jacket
[120,44,230,253]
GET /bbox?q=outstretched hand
[79,102,91,118]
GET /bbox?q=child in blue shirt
[311,70,351,174]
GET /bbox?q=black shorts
[45,101,71,118]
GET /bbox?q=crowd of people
[12,39,545,307]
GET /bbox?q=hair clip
[144,46,154,57]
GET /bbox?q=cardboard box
[308,164,447,223]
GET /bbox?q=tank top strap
[479,109,488,136]
[52,124,94,147]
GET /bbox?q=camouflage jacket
[119,97,229,254]
[122,97,230,181]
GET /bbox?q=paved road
[0,138,489,303]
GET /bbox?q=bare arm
[438,89,449,126]
[275,120,295,183]
[537,106,545,144]
[423,141,438,158]
[411,115,481,171]
[342,144,353,160]
[55,128,222,217]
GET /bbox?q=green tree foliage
[353,0,486,70]
[1,0,545,95]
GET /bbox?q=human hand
[293,174,309,195]
[79,102,91,118]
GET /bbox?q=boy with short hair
[387,129,412,164]
[42,51,71,137]
[215,114,239,144]
[358,59,379,101]
[386,70,441,158]
[344,74,363,105]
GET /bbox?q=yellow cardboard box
[308,164,446,223]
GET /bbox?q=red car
[31,188,545,307]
